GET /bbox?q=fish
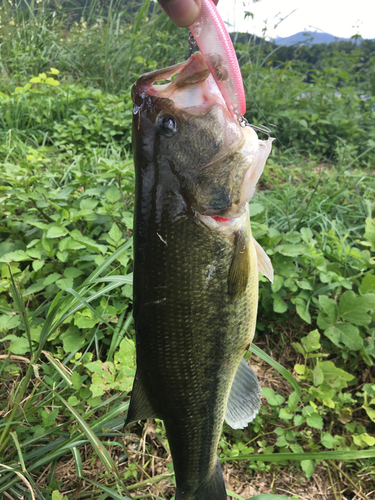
[125,52,273,500]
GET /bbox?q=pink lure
[189,0,246,120]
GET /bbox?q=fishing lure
[189,0,246,120]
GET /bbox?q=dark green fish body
[126,53,273,500]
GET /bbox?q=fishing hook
[238,116,277,138]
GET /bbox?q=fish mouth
[132,52,229,116]
[198,209,249,235]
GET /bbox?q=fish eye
[159,114,178,137]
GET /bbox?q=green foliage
[1,1,375,498]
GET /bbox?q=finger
[158,0,201,28]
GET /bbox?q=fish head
[132,52,272,222]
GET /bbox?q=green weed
[0,1,375,498]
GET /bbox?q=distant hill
[273,31,374,46]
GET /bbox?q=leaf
[71,372,82,391]
[70,229,108,254]
[49,67,60,75]
[114,339,136,391]
[24,281,46,296]
[360,275,375,295]
[291,342,305,356]
[352,433,375,448]
[319,361,354,389]
[300,227,313,244]
[364,217,375,251]
[301,459,315,479]
[109,223,123,244]
[32,259,45,272]
[301,330,321,353]
[304,411,323,430]
[296,303,311,324]
[276,244,307,257]
[45,389,124,485]
[46,226,69,239]
[105,186,121,203]
[294,415,304,426]
[271,275,284,293]
[56,277,74,290]
[68,396,79,406]
[321,432,339,449]
[0,250,31,262]
[122,212,133,230]
[273,294,288,313]
[363,405,375,422]
[287,392,299,412]
[45,77,60,86]
[44,273,61,285]
[339,290,375,326]
[297,279,313,290]
[249,203,265,216]
[74,312,99,329]
[324,323,363,351]
[318,295,338,323]
[61,327,86,353]
[262,387,285,406]
[0,335,30,354]
[64,268,84,279]
[52,492,64,500]
[313,365,324,386]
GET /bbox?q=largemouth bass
[125,52,273,500]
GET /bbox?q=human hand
[158,0,219,28]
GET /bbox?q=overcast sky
[216,0,375,40]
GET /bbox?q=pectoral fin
[253,237,273,283]
[225,358,262,429]
[228,230,250,299]
[125,370,160,426]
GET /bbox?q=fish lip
[196,208,249,232]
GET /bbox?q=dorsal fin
[225,358,262,429]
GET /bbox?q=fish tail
[175,458,227,500]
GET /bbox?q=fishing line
[238,116,277,139]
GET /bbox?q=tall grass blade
[7,261,32,355]
[72,447,83,478]
[64,287,116,332]
[84,478,131,499]
[42,351,73,386]
[250,345,301,397]
[221,449,375,463]
[228,493,292,500]
[10,432,26,472]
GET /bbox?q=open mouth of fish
[133,52,273,229]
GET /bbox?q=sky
[216,0,375,40]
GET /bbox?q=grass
[0,1,375,499]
